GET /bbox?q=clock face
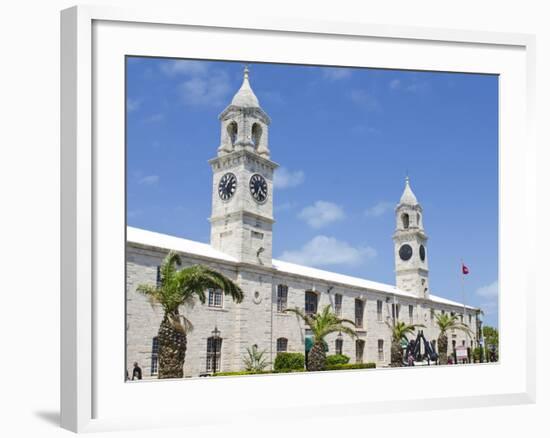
[399,244,413,261]
[218,172,237,201]
[249,173,268,203]
[419,244,426,261]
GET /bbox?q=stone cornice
[392,230,429,241]
[396,203,423,213]
[218,105,271,125]
[209,149,279,170]
[393,267,429,275]
[209,210,275,225]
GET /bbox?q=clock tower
[393,177,429,298]
[209,67,278,266]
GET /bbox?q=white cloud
[127,98,141,112]
[322,68,352,81]
[389,79,401,90]
[279,235,376,268]
[144,113,164,123]
[160,60,209,76]
[159,60,232,107]
[178,72,232,107]
[274,167,305,189]
[476,280,498,298]
[138,175,160,185]
[365,201,394,217]
[298,201,345,229]
[349,89,380,111]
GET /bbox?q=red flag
[462,263,469,275]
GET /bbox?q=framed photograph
[61,5,536,433]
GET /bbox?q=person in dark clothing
[132,362,142,380]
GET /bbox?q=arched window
[277,285,288,312]
[251,123,262,148]
[355,339,365,363]
[151,337,159,376]
[227,121,238,145]
[277,337,288,353]
[206,336,222,373]
[417,213,422,227]
[401,213,410,229]
[335,338,343,355]
[355,299,364,328]
[377,339,384,361]
[305,291,318,315]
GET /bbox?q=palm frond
[286,305,358,342]
[136,284,162,307]
[160,251,182,284]
[176,265,244,304]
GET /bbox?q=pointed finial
[400,174,418,206]
[230,63,260,107]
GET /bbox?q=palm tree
[385,321,425,367]
[137,251,243,378]
[285,305,357,371]
[243,345,269,372]
[435,313,473,365]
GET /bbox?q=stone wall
[126,242,479,379]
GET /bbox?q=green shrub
[326,354,350,366]
[272,368,305,374]
[213,370,269,376]
[325,362,376,371]
[213,368,305,377]
[273,352,305,371]
[472,347,483,362]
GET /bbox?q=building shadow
[34,410,60,427]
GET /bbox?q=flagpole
[461,259,466,315]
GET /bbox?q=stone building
[126,67,481,378]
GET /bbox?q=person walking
[132,362,142,380]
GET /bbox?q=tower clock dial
[218,172,237,201]
[419,244,426,261]
[249,173,268,203]
[399,244,413,261]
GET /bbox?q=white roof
[272,259,416,298]
[128,227,238,263]
[230,67,260,108]
[127,226,476,310]
[399,176,419,206]
[428,294,476,310]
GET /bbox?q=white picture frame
[60,5,536,433]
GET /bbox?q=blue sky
[126,57,499,328]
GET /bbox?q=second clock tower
[393,177,430,298]
[209,67,278,266]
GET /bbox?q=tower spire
[230,64,259,108]
[400,175,418,206]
